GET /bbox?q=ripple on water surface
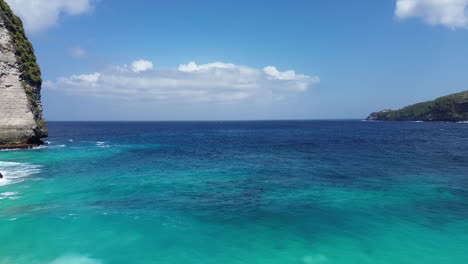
[1,121,468,264]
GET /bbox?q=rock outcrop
[366,90,468,122]
[0,0,47,147]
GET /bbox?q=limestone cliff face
[0,0,47,146]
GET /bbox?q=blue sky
[6,0,468,120]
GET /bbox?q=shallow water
[1,121,468,264]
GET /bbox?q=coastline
[0,143,41,150]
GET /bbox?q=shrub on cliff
[0,0,42,87]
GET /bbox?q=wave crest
[0,161,42,187]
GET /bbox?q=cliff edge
[0,0,47,147]
[366,91,468,122]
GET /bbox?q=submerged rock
[0,0,47,147]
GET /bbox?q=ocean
[1,121,467,264]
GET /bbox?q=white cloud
[395,0,468,28]
[69,47,87,58]
[5,0,96,33]
[178,61,236,72]
[69,72,100,83]
[44,60,320,103]
[263,66,314,92]
[131,60,154,73]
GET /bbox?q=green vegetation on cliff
[367,91,468,122]
[1,0,46,139]
[0,0,42,86]
[21,81,46,130]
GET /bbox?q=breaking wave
[0,161,42,187]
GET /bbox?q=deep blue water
[1,121,468,263]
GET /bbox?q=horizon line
[45,118,364,122]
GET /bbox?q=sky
[5,0,468,121]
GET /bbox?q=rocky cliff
[0,0,47,147]
[366,90,468,122]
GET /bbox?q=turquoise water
[1,121,468,264]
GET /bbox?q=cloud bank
[44,60,320,103]
[395,0,468,28]
[5,0,96,33]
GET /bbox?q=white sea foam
[50,254,102,264]
[95,141,111,148]
[303,254,328,264]
[1,192,18,196]
[0,161,42,187]
[38,144,67,150]
[0,148,22,152]
[0,191,19,200]
[0,144,47,152]
[33,145,47,150]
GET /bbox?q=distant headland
[366,90,468,122]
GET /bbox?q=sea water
[0,121,467,264]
